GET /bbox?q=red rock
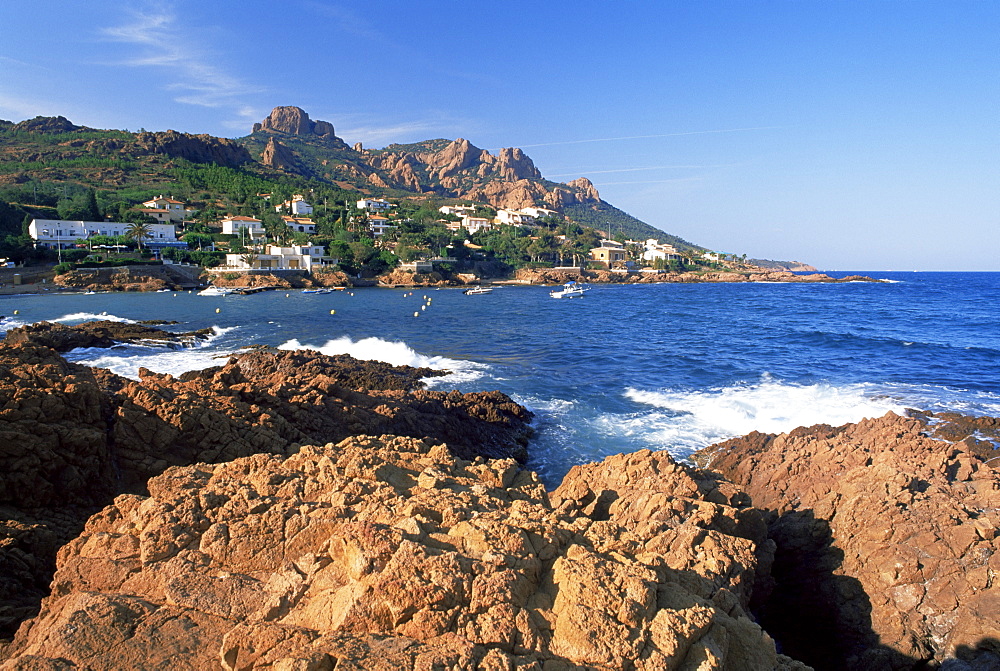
[694,412,1000,669]
[3,438,805,670]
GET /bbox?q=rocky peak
[252,106,336,138]
[566,176,600,202]
[12,115,81,134]
[261,137,297,170]
[492,146,541,181]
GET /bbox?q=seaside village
[22,193,709,283]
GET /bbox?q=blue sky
[1,1,997,270]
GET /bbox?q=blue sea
[2,271,998,487]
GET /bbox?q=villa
[221,216,264,238]
[589,240,627,268]
[282,216,316,234]
[357,198,393,212]
[140,195,191,222]
[275,195,313,216]
[223,244,333,271]
[28,218,181,249]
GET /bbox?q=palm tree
[125,221,153,250]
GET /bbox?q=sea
[2,271,998,488]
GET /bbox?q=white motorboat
[197,286,235,296]
[550,281,589,298]
[463,286,493,295]
[301,288,335,294]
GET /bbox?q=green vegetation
[0,114,728,277]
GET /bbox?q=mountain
[0,105,695,248]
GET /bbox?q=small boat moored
[197,286,235,296]
[463,286,493,295]
[550,281,590,298]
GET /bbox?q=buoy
[423,295,427,299]
[13,310,18,315]
[330,309,335,315]
[286,293,290,297]
[413,312,419,317]
[215,308,220,313]
[173,293,177,297]
[421,305,426,311]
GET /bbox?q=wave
[624,376,907,442]
[64,345,238,380]
[525,376,926,486]
[277,336,488,386]
[52,311,137,324]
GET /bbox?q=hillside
[0,106,693,248]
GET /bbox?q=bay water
[3,271,998,487]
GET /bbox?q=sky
[1,1,998,270]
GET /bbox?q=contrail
[546,164,734,178]
[516,126,781,149]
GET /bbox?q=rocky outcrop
[52,264,202,292]
[512,268,885,286]
[363,138,597,211]
[261,137,298,170]
[2,320,212,352]
[0,335,532,640]
[3,438,805,670]
[253,106,336,138]
[694,412,1000,670]
[132,130,252,167]
[11,116,82,134]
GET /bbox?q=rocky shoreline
[0,322,996,670]
[7,264,886,295]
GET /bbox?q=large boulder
[3,437,806,670]
[694,412,1000,670]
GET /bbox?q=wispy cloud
[100,3,264,110]
[0,56,55,73]
[299,1,385,41]
[518,127,782,149]
[0,93,67,120]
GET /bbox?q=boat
[197,286,235,296]
[550,281,589,298]
[301,288,335,294]
[463,286,493,295]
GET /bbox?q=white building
[141,195,190,222]
[275,195,313,216]
[458,214,493,234]
[281,216,316,235]
[357,198,393,212]
[29,219,180,249]
[224,244,332,271]
[642,239,680,263]
[439,204,476,217]
[368,215,396,237]
[519,206,558,219]
[221,216,264,238]
[496,208,536,226]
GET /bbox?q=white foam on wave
[623,376,907,449]
[65,344,238,380]
[64,325,242,379]
[52,311,137,324]
[278,336,488,386]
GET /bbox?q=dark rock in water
[3,320,211,352]
[694,412,1000,671]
